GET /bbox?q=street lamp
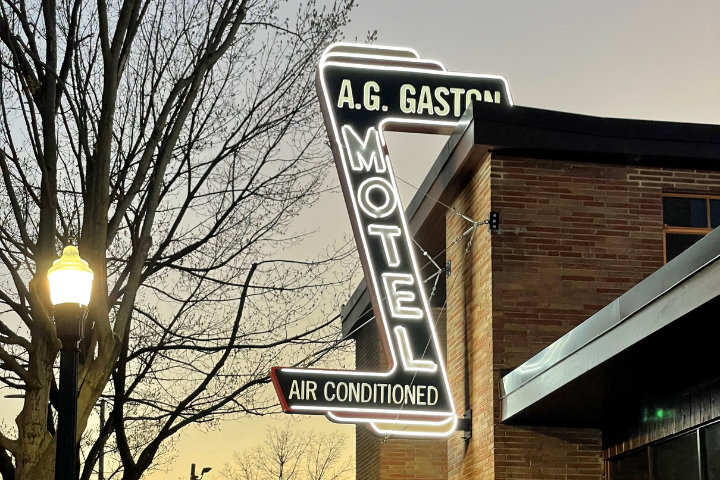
[48,246,93,480]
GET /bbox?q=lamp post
[48,246,94,480]
[190,464,212,480]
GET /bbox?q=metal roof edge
[502,226,720,398]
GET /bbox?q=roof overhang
[501,227,720,428]
[475,105,720,169]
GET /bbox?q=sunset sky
[1,0,718,478]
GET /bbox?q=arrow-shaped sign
[271,43,512,438]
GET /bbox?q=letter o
[392,385,404,404]
[357,177,397,219]
[466,89,482,109]
[336,382,348,402]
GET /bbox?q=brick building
[340,104,720,480]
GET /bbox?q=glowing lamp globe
[47,246,94,307]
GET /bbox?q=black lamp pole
[54,303,87,480]
[190,463,212,480]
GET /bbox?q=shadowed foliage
[220,421,353,480]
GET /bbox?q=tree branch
[0,430,17,455]
[0,344,33,387]
[0,443,16,480]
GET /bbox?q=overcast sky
[2,1,718,478]
[349,0,720,123]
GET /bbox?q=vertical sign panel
[271,43,512,437]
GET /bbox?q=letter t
[368,225,403,267]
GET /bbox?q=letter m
[341,126,386,173]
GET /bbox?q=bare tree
[0,0,357,479]
[220,422,353,480]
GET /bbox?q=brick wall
[354,309,448,480]
[491,158,666,371]
[355,320,382,480]
[446,153,720,480]
[446,152,495,480]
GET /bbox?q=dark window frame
[663,193,720,263]
[608,418,720,480]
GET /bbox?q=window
[651,433,699,480]
[663,194,720,263]
[609,421,720,480]
[703,422,720,480]
[612,449,649,480]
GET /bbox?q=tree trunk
[14,324,56,480]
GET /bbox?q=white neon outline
[323,42,421,60]
[369,416,458,438]
[323,52,447,72]
[394,326,438,373]
[367,224,402,267]
[293,405,453,416]
[341,125,386,173]
[327,412,454,426]
[381,273,424,319]
[377,117,458,147]
[274,43,514,438]
[379,117,457,130]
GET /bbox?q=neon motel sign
[271,43,512,438]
